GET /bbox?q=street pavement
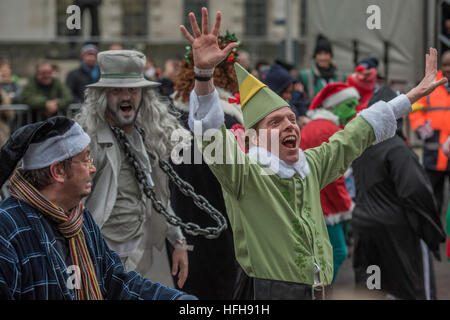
[329,242,450,300]
[330,212,450,300]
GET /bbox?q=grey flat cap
[87,50,160,88]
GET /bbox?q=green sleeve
[304,116,375,190]
[20,81,47,110]
[195,125,249,199]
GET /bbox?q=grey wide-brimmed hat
[87,50,160,88]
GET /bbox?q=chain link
[109,125,228,239]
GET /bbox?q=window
[299,0,307,37]
[121,0,148,37]
[183,0,208,34]
[244,0,267,37]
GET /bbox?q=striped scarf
[8,170,104,300]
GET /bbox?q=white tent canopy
[306,0,433,87]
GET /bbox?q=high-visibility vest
[409,71,450,171]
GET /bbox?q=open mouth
[119,103,133,114]
[281,135,297,149]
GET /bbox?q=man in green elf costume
[180,8,447,300]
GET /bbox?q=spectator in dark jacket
[21,61,72,122]
[158,58,180,97]
[66,44,100,103]
[351,87,446,300]
[263,63,308,128]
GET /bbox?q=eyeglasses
[71,156,94,167]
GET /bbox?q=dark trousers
[253,278,326,300]
[426,169,450,215]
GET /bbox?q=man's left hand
[172,242,188,289]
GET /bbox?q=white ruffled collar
[247,146,310,179]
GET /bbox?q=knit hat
[263,63,297,95]
[0,116,91,187]
[309,83,360,110]
[314,34,333,57]
[80,43,99,57]
[274,59,295,72]
[234,63,291,129]
[355,56,379,72]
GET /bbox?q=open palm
[408,48,448,103]
[180,8,238,69]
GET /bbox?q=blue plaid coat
[0,197,192,300]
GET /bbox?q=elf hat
[308,83,360,110]
[234,63,291,129]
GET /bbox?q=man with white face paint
[76,50,190,289]
[181,8,447,300]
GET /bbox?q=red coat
[300,116,353,225]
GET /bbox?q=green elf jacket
[188,89,411,285]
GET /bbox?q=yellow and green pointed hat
[234,63,291,129]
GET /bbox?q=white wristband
[175,243,194,251]
[174,239,194,251]
[194,66,215,77]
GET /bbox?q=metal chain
[109,125,228,239]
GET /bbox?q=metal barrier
[1,103,82,133]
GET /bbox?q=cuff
[358,100,397,144]
[188,89,225,134]
[389,94,411,119]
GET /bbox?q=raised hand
[180,8,238,70]
[407,48,448,104]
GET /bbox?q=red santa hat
[309,83,360,110]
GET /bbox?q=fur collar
[172,88,244,125]
[306,108,340,126]
[247,146,310,179]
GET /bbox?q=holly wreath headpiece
[183,30,241,65]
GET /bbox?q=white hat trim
[22,122,91,170]
[322,87,360,109]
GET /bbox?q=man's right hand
[406,48,448,104]
[180,8,238,71]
